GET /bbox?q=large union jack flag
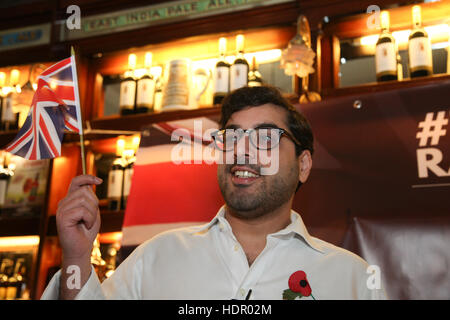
[6,56,82,160]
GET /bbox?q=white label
[2,96,15,122]
[213,66,229,93]
[136,78,155,107]
[107,169,123,198]
[123,167,134,197]
[119,80,136,109]
[0,180,7,205]
[408,37,432,69]
[375,42,397,74]
[230,64,248,91]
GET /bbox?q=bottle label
[408,37,432,70]
[107,169,123,198]
[375,42,397,74]
[213,66,229,93]
[2,96,15,122]
[0,180,7,205]
[119,80,136,109]
[230,64,248,91]
[136,78,155,107]
[123,167,134,197]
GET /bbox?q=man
[42,85,386,300]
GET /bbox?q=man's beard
[217,163,298,220]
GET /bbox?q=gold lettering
[208,0,217,8]
[152,9,161,18]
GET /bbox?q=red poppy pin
[282,270,316,300]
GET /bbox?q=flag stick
[70,46,87,175]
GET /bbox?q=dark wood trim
[91,106,222,131]
[67,2,300,56]
[322,73,450,98]
[0,216,41,237]
[31,159,54,300]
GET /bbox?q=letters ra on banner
[414,109,450,188]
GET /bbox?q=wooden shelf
[91,106,222,131]
[323,73,450,98]
[0,215,41,237]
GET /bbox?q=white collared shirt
[42,206,387,300]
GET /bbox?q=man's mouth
[230,166,261,185]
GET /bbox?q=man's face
[217,103,310,219]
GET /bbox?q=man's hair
[219,85,314,191]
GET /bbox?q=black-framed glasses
[211,127,302,151]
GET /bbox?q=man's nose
[234,134,257,165]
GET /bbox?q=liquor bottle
[375,11,398,82]
[0,258,13,300]
[121,156,135,210]
[229,34,249,91]
[107,157,124,211]
[408,5,433,78]
[153,75,163,112]
[6,257,26,300]
[0,164,12,207]
[136,52,155,114]
[1,93,19,131]
[248,56,263,87]
[119,54,137,115]
[16,258,27,299]
[213,37,230,105]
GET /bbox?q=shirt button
[233,244,239,251]
[239,288,246,296]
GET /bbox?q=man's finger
[63,186,99,207]
[61,206,99,230]
[68,175,102,193]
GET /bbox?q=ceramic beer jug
[161,58,211,111]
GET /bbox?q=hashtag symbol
[416,111,448,147]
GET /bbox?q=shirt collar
[194,205,325,254]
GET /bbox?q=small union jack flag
[6,56,82,160]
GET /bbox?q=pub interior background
[0,0,449,300]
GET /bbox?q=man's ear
[298,150,312,183]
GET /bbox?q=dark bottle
[135,52,155,114]
[121,157,135,210]
[1,94,19,131]
[375,11,398,82]
[229,34,249,91]
[408,5,433,78]
[248,56,263,87]
[107,157,124,211]
[153,75,163,113]
[213,37,230,105]
[6,257,26,299]
[0,258,14,300]
[0,164,12,207]
[119,54,137,115]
